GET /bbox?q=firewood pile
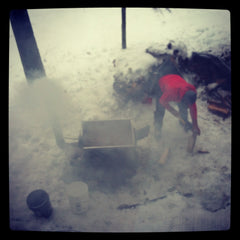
[186,46,231,119]
[199,86,231,119]
[146,42,231,119]
[113,42,231,119]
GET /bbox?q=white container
[66,181,89,214]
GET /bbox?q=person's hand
[193,126,201,135]
[179,118,186,126]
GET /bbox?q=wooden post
[122,8,126,49]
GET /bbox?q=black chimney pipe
[10,10,46,82]
[10,9,65,148]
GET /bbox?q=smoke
[9,77,74,145]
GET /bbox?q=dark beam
[10,10,46,82]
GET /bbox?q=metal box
[81,119,136,164]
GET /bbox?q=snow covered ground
[9,8,231,232]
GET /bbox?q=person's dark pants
[154,93,188,139]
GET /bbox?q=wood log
[209,91,231,110]
[207,98,222,107]
[223,95,231,109]
[159,147,170,165]
[208,103,230,116]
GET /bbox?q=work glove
[193,125,201,135]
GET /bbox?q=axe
[179,118,197,154]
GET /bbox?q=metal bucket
[26,189,53,218]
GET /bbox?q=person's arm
[189,103,201,135]
[160,95,200,134]
[159,96,185,123]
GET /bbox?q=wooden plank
[208,104,230,115]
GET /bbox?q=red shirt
[158,74,197,120]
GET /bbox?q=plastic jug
[66,181,89,214]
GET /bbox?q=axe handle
[187,132,197,153]
[159,147,170,164]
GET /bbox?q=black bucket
[26,189,53,218]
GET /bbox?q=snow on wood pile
[113,41,231,118]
